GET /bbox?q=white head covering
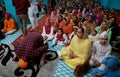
[99,31,108,38]
[73,26,78,29]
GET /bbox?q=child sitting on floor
[52,28,68,47]
[91,55,120,77]
[88,29,99,44]
[69,26,78,42]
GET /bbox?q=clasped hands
[68,49,78,59]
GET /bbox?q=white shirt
[53,33,68,45]
[91,41,111,62]
[28,0,38,17]
[88,34,99,43]
[41,26,54,36]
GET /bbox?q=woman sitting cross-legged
[52,28,68,47]
[1,12,17,35]
[60,27,92,69]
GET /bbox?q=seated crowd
[0,0,120,77]
[40,0,120,77]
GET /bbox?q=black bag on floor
[0,31,5,40]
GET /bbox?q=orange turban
[18,58,28,69]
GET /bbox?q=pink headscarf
[5,12,11,19]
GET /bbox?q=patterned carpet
[0,43,59,77]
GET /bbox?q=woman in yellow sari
[61,27,91,69]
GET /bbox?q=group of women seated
[39,0,120,77]
[1,0,120,77]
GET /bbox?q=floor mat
[0,44,58,77]
[48,41,93,77]
[48,41,75,77]
[0,41,93,77]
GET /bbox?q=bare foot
[59,56,64,60]
[12,54,17,61]
[39,59,45,67]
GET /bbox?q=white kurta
[41,26,54,41]
[28,0,38,29]
[88,34,99,43]
[90,41,111,66]
[52,33,68,45]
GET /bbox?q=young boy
[88,29,99,44]
[52,28,68,47]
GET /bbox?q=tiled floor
[48,41,92,77]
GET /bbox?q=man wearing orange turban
[1,12,17,35]
[13,32,48,69]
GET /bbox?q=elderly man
[89,31,112,67]
[13,32,48,69]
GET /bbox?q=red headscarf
[5,12,11,19]
[45,18,51,34]
[57,33,64,41]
